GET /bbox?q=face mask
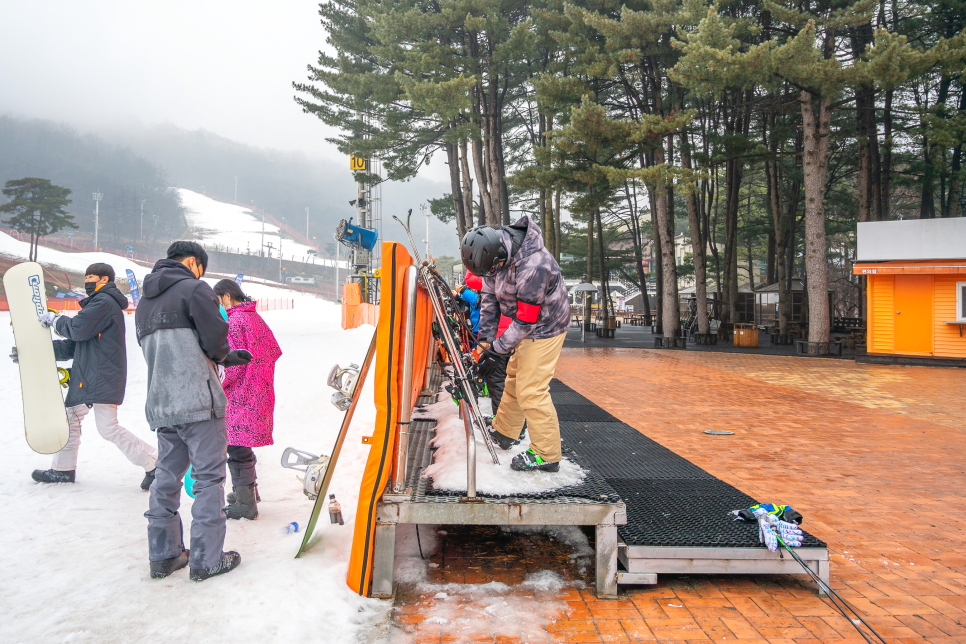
[85,281,98,296]
[219,304,229,321]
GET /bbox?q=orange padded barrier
[341,282,378,329]
[347,242,412,595]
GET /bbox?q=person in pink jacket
[213,280,282,520]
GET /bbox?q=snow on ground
[416,391,587,495]
[179,189,348,268]
[0,282,390,643]
[0,229,152,281]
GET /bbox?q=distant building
[854,218,966,362]
[285,276,316,285]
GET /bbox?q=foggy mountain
[0,114,460,257]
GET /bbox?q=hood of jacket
[502,215,546,268]
[142,259,197,299]
[81,282,128,310]
[227,301,258,317]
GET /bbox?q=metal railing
[391,265,419,493]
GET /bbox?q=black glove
[476,347,510,381]
[10,346,18,364]
[222,349,253,367]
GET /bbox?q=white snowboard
[3,262,69,454]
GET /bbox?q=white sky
[0,0,444,175]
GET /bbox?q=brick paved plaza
[391,349,966,643]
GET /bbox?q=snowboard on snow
[296,332,377,557]
[3,262,69,454]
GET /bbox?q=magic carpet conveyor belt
[549,379,830,587]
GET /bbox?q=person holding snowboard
[462,216,571,473]
[212,279,282,521]
[136,241,252,581]
[23,263,158,487]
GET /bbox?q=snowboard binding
[327,363,361,411]
[280,447,331,500]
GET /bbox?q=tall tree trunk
[946,90,965,218]
[766,157,790,333]
[680,131,709,334]
[746,235,755,291]
[594,200,609,327]
[585,213,594,332]
[554,188,562,262]
[652,145,679,338]
[881,89,893,220]
[649,188,663,333]
[459,140,475,232]
[446,140,468,240]
[800,91,832,345]
[471,136,495,226]
[722,156,741,323]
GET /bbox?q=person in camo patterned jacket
[461,215,571,472]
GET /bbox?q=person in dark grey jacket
[463,215,571,473]
[136,241,251,581]
[26,263,158,487]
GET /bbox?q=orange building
[854,218,966,362]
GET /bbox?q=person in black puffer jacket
[26,263,158,487]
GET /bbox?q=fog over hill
[0,114,460,257]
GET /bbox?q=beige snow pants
[492,331,567,463]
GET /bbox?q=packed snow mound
[417,390,587,495]
[0,229,152,280]
[179,189,347,268]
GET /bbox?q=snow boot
[510,448,560,473]
[190,551,241,581]
[31,469,75,484]
[150,549,189,579]
[140,468,156,491]
[227,483,260,505]
[484,417,527,451]
[224,484,258,520]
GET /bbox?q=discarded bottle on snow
[328,494,344,525]
[282,521,299,535]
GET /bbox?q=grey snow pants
[145,417,227,570]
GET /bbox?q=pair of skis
[393,209,500,465]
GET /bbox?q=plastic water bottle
[282,521,299,535]
[328,494,344,525]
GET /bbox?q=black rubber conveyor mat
[550,379,826,548]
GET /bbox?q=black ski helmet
[460,226,508,277]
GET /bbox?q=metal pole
[258,203,264,257]
[460,400,477,499]
[392,265,418,493]
[92,192,102,249]
[335,243,340,302]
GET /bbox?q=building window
[958,282,966,322]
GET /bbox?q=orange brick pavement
[390,349,966,643]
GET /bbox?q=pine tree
[1,178,76,262]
